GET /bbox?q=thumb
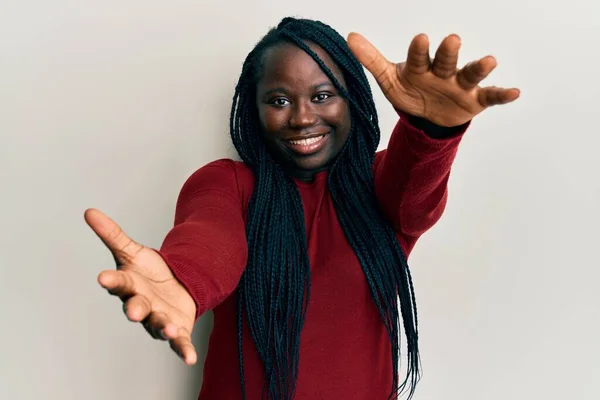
[347,32,394,84]
[84,208,143,264]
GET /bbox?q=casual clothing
[157,111,467,399]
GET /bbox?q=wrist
[395,109,468,139]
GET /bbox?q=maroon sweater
[158,112,467,399]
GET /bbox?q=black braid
[230,17,421,400]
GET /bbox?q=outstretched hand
[84,208,197,365]
[347,32,520,127]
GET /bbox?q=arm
[374,110,468,245]
[157,159,248,319]
[348,32,518,250]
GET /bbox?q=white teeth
[289,135,323,146]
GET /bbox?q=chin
[294,155,330,172]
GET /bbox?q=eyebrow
[310,82,335,91]
[262,82,335,97]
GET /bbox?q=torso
[199,156,402,400]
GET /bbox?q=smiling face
[255,42,351,180]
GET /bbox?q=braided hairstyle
[230,17,420,400]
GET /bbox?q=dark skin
[256,42,351,181]
[84,32,519,366]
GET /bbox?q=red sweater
[158,113,466,399]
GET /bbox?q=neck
[282,163,331,183]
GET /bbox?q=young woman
[85,17,519,400]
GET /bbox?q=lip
[285,131,329,141]
[282,132,330,156]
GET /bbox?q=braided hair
[230,17,420,400]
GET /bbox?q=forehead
[258,42,345,89]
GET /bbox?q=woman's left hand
[347,32,520,127]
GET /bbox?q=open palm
[84,208,197,365]
[348,32,520,127]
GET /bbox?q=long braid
[230,17,421,400]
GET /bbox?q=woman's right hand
[84,208,198,365]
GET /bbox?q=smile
[288,135,325,145]
[284,133,329,155]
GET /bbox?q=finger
[477,87,521,108]
[169,327,197,365]
[142,310,177,340]
[405,33,430,75]
[123,294,153,323]
[98,269,136,299]
[84,208,143,265]
[432,34,461,79]
[456,56,497,90]
[347,32,395,84]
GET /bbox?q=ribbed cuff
[395,110,468,152]
[397,109,470,141]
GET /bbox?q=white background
[1,0,598,399]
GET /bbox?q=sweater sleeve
[374,111,468,252]
[156,159,248,320]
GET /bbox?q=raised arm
[347,31,520,249]
[157,159,248,319]
[85,159,247,366]
[374,112,466,247]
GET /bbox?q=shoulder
[373,150,387,172]
[182,158,253,189]
[178,158,255,209]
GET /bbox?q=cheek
[324,100,351,137]
[259,107,288,136]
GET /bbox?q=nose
[289,100,318,129]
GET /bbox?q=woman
[85,17,519,400]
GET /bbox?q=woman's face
[255,42,351,180]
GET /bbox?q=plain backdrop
[1,0,598,399]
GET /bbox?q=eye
[313,93,332,102]
[270,97,290,107]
